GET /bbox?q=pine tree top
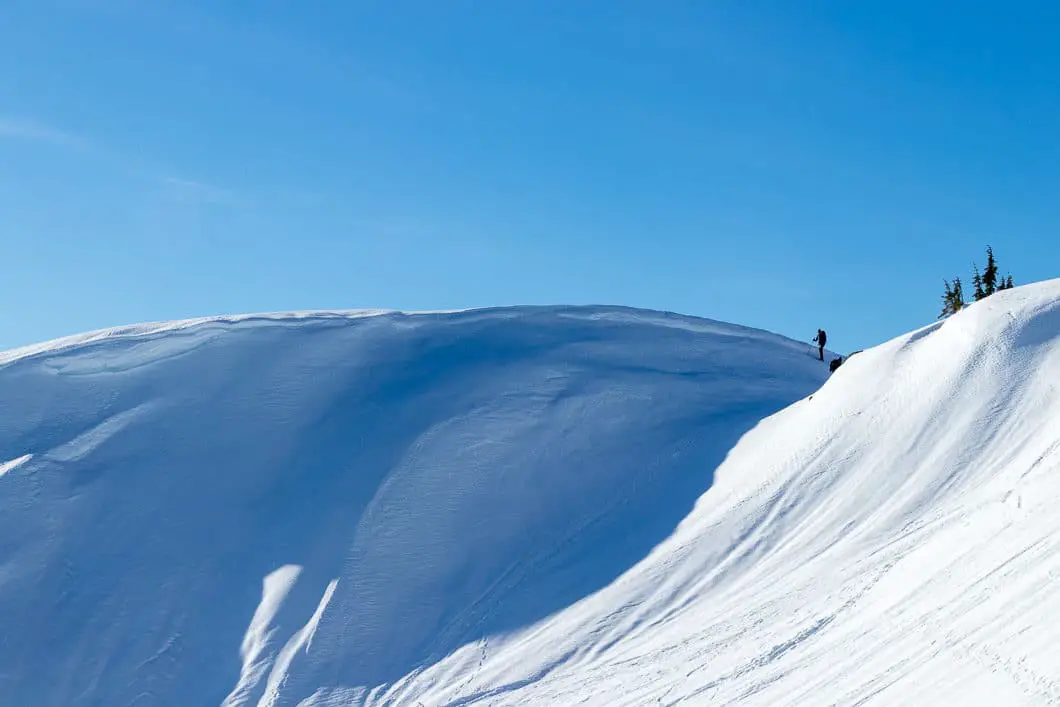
[972,264,986,301]
[982,246,999,296]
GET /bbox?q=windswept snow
[0,454,32,478]
[0,305,826,706]
[3,283,1060,706]
[223,565,303,707]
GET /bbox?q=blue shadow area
[0,307,827,705]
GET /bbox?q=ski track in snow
[2,286,1060,705]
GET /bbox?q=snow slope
[0,305,828,707]
[405,282,1060,707]
[4,281,1060,706]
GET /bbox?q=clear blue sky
[3,1,1058,353]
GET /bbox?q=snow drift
[0,305,828,706]
[5,281,1060,706]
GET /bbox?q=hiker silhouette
[812,329,827,361]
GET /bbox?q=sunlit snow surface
[3,285,1059,705]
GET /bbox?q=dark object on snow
[812,329,827,361]
[829,349,863,374]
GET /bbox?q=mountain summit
[3,284,1059,705]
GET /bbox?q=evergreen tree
[982,246,999,295]
[940,278,966,318]
[940,280,954,319]
[972,264,986,300]
[935,247,1013,314]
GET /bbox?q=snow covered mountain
[2,282,1059,706]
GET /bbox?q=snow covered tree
[982,246,999,295]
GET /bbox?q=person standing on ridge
[813,328,827,361]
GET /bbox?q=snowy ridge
[0,308,427,366]
[404,281,1060,705]
[0,304,827,706]
[3,282,1060,705]
[0,304,775,367]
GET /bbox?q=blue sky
[2,1,1058,353]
